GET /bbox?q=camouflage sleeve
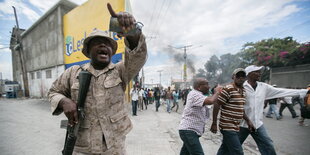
[118,34,147,85]
[47,66,79,115]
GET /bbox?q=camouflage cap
[82,29,117,58]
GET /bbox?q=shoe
[276,117,282,120]
[266,115,272,118]
[292,115,299,118]
[299,123,308,126]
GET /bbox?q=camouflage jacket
[48,34,147,154]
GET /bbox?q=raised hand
[107,3,136,34]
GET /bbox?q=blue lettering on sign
[65,36,73,56]
[65,30,122,56]
[65,32,87,56]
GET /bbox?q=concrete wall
[21,4,74,72]
[270,64,310,88]
[28,65,65,97]
[17,0,76,97]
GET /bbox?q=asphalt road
[0,98,309,155]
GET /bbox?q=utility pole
[157,70,163,87]
[141,68,145,88]
[169,45,193,88]
[12,6,29,97]
[181,45,192,84]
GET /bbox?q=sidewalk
[125,101,258,155]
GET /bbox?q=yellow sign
[63,0,128,68]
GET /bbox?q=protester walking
[211,68,254,155]
[166,87,173,113]
[131,85,139,116]
[239,65,308,155]
[279,97,299,118]
[179,78,222,155]
[171,90,179,112]
[265,85,281,120]
[154,87,161,112]
[138,87,145,110]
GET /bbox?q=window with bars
[36,71,41,79]
[46,70,52,79]
[31,72,35,79]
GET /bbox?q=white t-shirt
[130,88,139,101]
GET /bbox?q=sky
[0,0,310,87]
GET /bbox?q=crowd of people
[128,65,310,155]
[130,85,191,115]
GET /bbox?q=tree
[196,37,309,84]
[240,37,300,67]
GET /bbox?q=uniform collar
[81,62,116,77]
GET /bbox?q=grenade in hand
[109,17,143,35]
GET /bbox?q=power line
[151,0,173,41]
[146,0,159,37]
[273,19,310,37]
[147,0,167,41]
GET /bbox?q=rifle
[60,70,92,155]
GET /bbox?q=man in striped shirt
[179,78,222,155]
[210,68,254,155]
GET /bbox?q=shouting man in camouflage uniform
[48,3,147,155]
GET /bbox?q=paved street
[0,98,309,155]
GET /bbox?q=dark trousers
[217,130,243,155]
[179,130,204,155]
[171,100,179,112]
[279,103,297,117]
[143,97,148,105]
[155,99,160,111]
[144,97,148,109]
[132,100,138,115]
[239,125,276,155]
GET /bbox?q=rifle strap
[77,65,92,113]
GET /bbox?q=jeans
[266,104,280,118]
[239,125,276,155]
[171,99,179,112]
[179,130,204,155]
[132,100,138,115]
[217,130,244,155]
[166,99,172,112]
[155,99,160,111]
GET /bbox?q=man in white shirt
[130,85,139,116]
[239,65,309,155]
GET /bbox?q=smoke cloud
[164,46,196,74]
